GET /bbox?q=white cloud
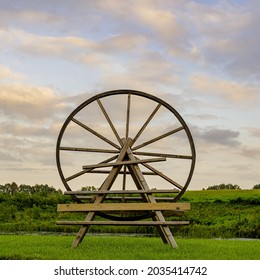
[247,127,260,137]
[190,74,258,102]
[0,64,27,80]
[0,9,63,26]
[0,83,65,120]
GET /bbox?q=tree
[253,184,260,190]
[207,183,241,190]
[81,186,97,191]
[0,182,19,195]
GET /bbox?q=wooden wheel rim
[56,89,196,206]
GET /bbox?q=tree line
[1,182,259,195]
[205,183,260,190]
[0,182,62,195]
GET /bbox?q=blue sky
[0,0,259,190]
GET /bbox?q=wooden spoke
[133,151,192,159]
[132,126,184,151]
[131,103,161,146]
[65,155,118,182]
[141,162,184,190]
[60,147,119,154]
[97,99,123,146]
[72,117,120,149]
[82,157,166,170]
[126,93,131,139]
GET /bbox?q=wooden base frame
[57,138,190,249]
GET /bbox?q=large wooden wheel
[56,90,196,218]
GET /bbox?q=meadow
[0,235,260,260]
[0,186,259,260]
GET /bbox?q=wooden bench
[57,201,190,225]
[56,173,191,249]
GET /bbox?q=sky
[0,0,259,191]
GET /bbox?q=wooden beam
[86,170,157,175]
[88,210,184,217]
[133,151,192,160]
[57,202,191,212]
[64,189,180,195]
[75,196,177,202]
[82,157,166,170]
[60,147,119,154]
[57,221,189,226]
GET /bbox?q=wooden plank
[57,202,191,212]
[57,221,189,226]
[75,196,177,202]
[60,147,119,154]
[64,189,180,195]
[64,209,184,217]
[133,151,192,160]
[82,157,166,170]
[86,170,157,175]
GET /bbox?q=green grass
[0,234,259,260]
[181,189,260,203]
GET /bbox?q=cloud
[0,9,63,26]
[0,64,27,80]
[0,83,66,120]
[98,51,180,94]
[184,1,260,79]
[0,27,147,70]
[247,127,260,137]
[190,74,258,102]
[193,126,241,147]
[240,146,260,159]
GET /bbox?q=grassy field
[181,189,260,203]
[0,234,259,260]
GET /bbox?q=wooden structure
[56,90,196,248]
